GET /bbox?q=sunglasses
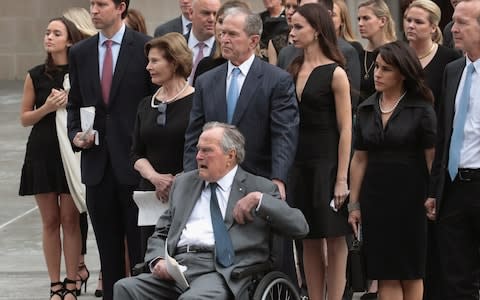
[156,103,167,127]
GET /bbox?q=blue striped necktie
[227,68,241,123]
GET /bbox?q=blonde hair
[334,0,357,42]
[63,7,97,38]
[406,0,443,44]
[358,0,397,42]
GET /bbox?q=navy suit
[429,57,480,299]
[67,27,156,300]
[184,57,299,183]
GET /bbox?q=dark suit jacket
[276,39,361,110]
[67,28,156,186]
[183,57,299,183]
[429,57,466,216]
[145,167,309,297]
[154,16,183,37]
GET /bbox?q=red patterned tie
[101,40,113,105]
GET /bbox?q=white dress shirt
[181,15,191,35]
[455,57,480,168]
[177,166,238,248]
[187,33,215,62]
[225,54,255,99]
[98,23,125,78]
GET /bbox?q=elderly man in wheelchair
[114,122,309,299]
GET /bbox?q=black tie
[209,183,234,267]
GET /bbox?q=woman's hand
[333,180,349,209]
[43,88,67,113]
[149,173,174,201]
[348,209,361,239]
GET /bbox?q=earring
[314,34,318,40]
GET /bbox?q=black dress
[293,64,350,238]
[19,64,69,195]
[131,93,193,191]
[423,45,462,112]
[355,92,436,279]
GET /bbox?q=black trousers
[86,162,141,300]
[437,178,480,300]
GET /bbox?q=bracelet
[347,201,360,213]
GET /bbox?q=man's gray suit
[114,167,309,299]
[154,16,183,37]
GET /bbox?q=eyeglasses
[156,103,167,127]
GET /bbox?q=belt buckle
[458,170,472,182]
[186,244,196,253]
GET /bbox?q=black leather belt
[176,245,214,254]
[456,168,480,182]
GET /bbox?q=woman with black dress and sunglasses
[131,32,194,256]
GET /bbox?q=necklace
[363,51,375,80]
[379,91,407,114]
[417,43,436,60]
[151,81,188,108]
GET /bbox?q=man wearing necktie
[185,0,220,84]
[425,1,480,299]
[114,122,308,299]
[67,1,155,299]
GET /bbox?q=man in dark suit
[185,0,220,83]
[114,122,309,299]
[154,0,192,37]
[67,1,155,299]
[184,6,299,200]
[425,1,480,299]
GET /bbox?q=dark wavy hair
[288,3,345,79]
[377,41,433,103]
[44,17,83,77]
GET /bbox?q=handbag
[346,231,368,292]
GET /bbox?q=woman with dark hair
[289,4,352,300]
[19,17,83,300]
[131,32,194,256]
[348,41,436,300]
[125,8,147,34]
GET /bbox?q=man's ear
[250,35,260,49]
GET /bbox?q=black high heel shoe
[94,272,103,298]
[50,281,63,300]
[76,262,90,296]
[64,278,78,300]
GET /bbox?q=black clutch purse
[346,235,367,292]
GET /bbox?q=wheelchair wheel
[252,271,301,300]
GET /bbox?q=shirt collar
[466,56,480,73]
[205,165,238,192]
[188,32,215,50]
[99,23,126,46]
[227,54,255,78]
[182,15,191,33]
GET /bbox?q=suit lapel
[108,28,133,106]
[212,65,228,122]
[86,36,103,106]
[232,58,262,124]
[445,60,466,138]
[225,168,247,229]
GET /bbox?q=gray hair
[223,6,263,36]
[202,122,245,164]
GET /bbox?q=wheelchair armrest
[231,262,271,280]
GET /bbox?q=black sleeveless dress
[19,64,69,195]
[292,63,350,238]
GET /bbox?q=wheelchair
[231,262,301,300]
[132,260,301,300]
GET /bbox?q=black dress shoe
[360,292,378,299]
